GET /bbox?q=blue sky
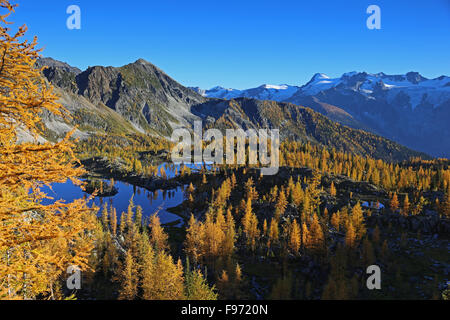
[7,0,450,89]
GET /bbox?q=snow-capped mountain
[294,72,450,110]
[298,73,341,95]
[196,72,450,110]
[190,84,300,102]
[192,72,450,158]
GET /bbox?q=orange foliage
[0,1,95,299]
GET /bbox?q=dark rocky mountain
[37,57,205,137]
[36,58,429,162]
[196,72,450,158]
[36,57,82,74]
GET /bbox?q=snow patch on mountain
[299,72,450,109]
[192,72,450,110]
[193,84,300,101]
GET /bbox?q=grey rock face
[38,57,206,136]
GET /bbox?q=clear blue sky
[7,0,450,89]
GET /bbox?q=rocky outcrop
[367,211,450,235]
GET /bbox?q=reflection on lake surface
[43,180,186,227]
[42,162,214,227]
[155,161,213,179]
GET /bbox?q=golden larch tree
[184,268,217,300]
[330,181,337,197]
[118,250,138,300]
[267,218,279,249]
[185,214,204,264]
[308,213,325,254]
[149,214,169,252]
[350,202,366,241]
[390,193,399,212]
[142,253,185,300]
[345,222,356,248]
[0,0,95,299]
[242,200,259,252]
[288,219,301,254]
[223,208,236,257]
[275,189,287,217]
[401,194,410,216]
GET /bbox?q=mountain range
[33,57,432,162]
[191,71,450,158]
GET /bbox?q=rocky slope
[191,98,429,162]
[37,57,205,139]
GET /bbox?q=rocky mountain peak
[134,58,151,65]
[405,71,427,84]
[310,73,330,81]
[36,57,82,74]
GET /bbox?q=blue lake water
[43,180,186,226]
[41,162,214,227]
[156,161,213,179]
